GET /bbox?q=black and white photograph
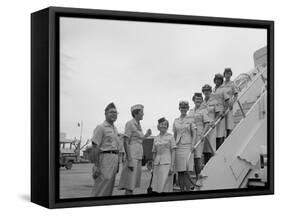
[2,0,281,213]
[59,16,268,199]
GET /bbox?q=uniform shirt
[213,85,230,112]
[124,118,144,160]
[189,107,210,136]
[222,80,239,99]
[201,93,218,121]
[152,133,176,165]
[173,115,197,146]
[91,121,121,151]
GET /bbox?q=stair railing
[186,66,267,185]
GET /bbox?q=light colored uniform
[119,118,144,191]
[173,115,197,172]
[201,94,218,153]
[152,133,176,193]
[213,85,230,138]
[91,121,121,197]
[189,107,210,158]
[222,80,239,130]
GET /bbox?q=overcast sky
[60,17,266,144]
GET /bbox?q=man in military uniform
[118,104,152,195]
[91,102,121,197]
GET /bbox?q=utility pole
[77,120,83,162]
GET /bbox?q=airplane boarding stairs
[196,66,268,190]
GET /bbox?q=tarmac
[60,163,153,199]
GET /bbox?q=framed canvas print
[31,6,274,208]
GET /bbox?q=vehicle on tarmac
[60,148,78,170]
[60,139,79,170]
[60,133,90,170]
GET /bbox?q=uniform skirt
[225,109,234,130]
[152,164,173,193]
[216,116,226,138]
[91,153,119,197]
[175,145,194,172]
[203,127,216,153]
[118,159,142,191]
[194,135,204,158]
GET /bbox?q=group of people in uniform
[90,68,239,197]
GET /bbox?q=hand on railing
[188,113,224,160]
[191,145,196,153]
[188,67,266,165]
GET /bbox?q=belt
[101,150,119,154]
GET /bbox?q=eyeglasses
[107,111,118,114]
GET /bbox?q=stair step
[247,178,266,187]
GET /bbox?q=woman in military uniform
[201,84,218,164]
[189,93,210,179]
[118,104,152,195]
[213,73,230,150]
[173,101,197,192]
[151,117,176,193]
[222,68,239,137]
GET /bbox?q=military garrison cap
[105,102,116,112]
[158,117,167,124]
[157,117,169,128]
[179,100,189,108]
[224,67,233,76]
[192,92,203,101]
[214,73,224,82]
[130,104,144,112]
[202,84,212,92]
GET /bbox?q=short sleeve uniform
[124,118,144,160]
[189,108,210,158]
[91,121,121,197]
[201,93,218,122]
[223,81,239,100]
[189,108,210,136]
[201,97,218,153]
[152,133,176,165]
[118,119,144,191]
[213,86,230,113]
[91,121,121,151]
[151,133,176,193]
[213,86,230,137]
[222,81,239,130]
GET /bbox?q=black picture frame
[31,6,274,209]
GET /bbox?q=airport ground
[60,163,153,198]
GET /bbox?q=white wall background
[0,0,279,215]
